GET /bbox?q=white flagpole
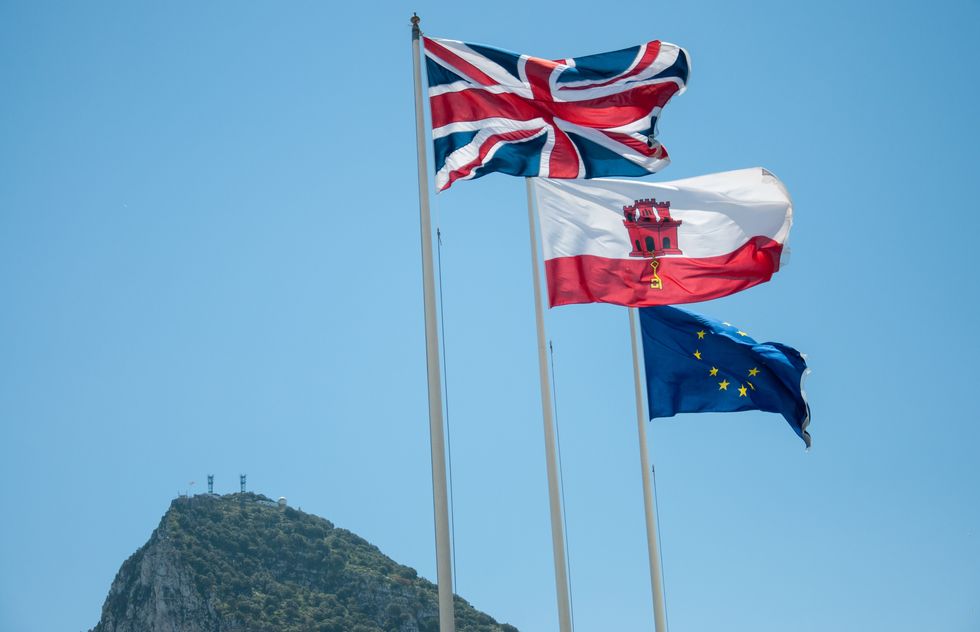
[525,178,574,632]
[411,15,456,632]
[628,307,668,632]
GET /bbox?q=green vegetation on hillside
[98,493,517,632]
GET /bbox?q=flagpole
[628,307,668,632]
[525,178,574,632]
[411,15,456,632]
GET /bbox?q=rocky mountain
[90,493,517,632]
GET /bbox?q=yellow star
[693,350,702,360]
[746,380,755,390]
[709,367,719,377]
[718,379,730,391]
[748,367,760,377]
[696,330,706,340]
[738,385,748,397]
[737,330,748,337]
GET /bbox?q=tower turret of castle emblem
[623,198,683,257]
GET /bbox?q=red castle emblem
[622,198,682,257]
[622,198,681,290]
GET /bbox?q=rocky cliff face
[91,493,516,632]
[93,528,223,632]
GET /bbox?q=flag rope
[650,464,670,630]
[549,340,577,632]
[436,227,459,590]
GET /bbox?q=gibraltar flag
[533,168,793,307]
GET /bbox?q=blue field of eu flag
[639,306,811,447]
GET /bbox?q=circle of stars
[691,325,759,398]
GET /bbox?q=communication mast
[240,474,246,493]
[207,474,214,495]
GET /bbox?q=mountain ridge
[90,492,518,632]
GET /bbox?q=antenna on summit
[240,474,246,493]
[207,474,214,495]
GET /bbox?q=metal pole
[628,307,668,632]
[525,178,573,632]
[411,15,456,632]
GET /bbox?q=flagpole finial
[411,13,421,39]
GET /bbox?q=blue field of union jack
[423,36,690,191]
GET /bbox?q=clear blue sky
[1,2,978,631]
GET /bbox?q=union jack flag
[423,36,690,191]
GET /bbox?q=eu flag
[639,306,811,447]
